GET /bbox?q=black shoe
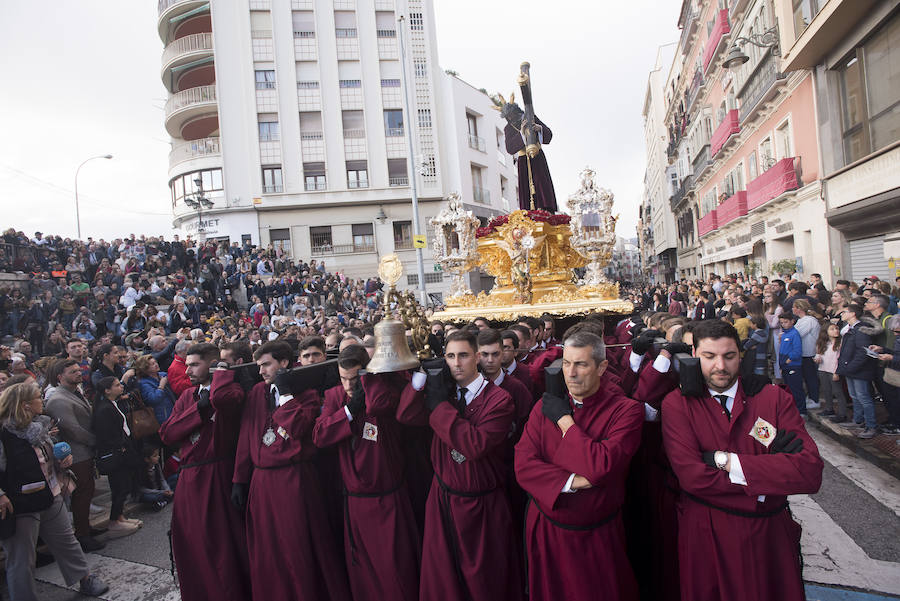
[880,424,900,435]
[78,536,106,553]
[35,551,55,567]
[828,414,848,423]
[819,409,836,417]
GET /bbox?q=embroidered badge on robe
[362,422,378,442]
[749,417,776,447]
[262,428,277,446]
[277,426,289,440]
[450,449,466,464]
[189,431,201,445]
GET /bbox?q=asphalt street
[6,427,899,601]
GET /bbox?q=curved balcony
[158,0,210,43]
[165,85,217,138]
[161,33,213,92]
[169,136,220,170]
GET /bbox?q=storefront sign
[775,222,793,234]
[184,218,221,234]
[727,233,752,247]
[827,146,900,210]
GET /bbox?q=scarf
[0,415,53,472]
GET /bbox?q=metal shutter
[848,236,893,283]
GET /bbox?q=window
[388,158,408,186]
[381,78,401,87]
[748,151,758,180]
[335,28,357,38]
[775,119,793,160]
[838,15,900,163]
[409,12,423,31]
[723,163,744,197]
[258,120,280,141]
[255,70,275,89]
[262,166,283,193]
[310,226,332,252]
[407,272,443,285]
[339,79,361,88]
[472,165,487,203]
[418,108,432,129]
[759,137,774,171]
[169,169,224,207]
[270,228,291,256]
[413,58,427,78]
[303,162,326,191]
[346,160,368,189]
[701,188,717,216]
[384,109,404,136]
[792,0,819,39]
[352,223,374,251]
[466,114,478,137]
[393,221,413,249]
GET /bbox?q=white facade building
[158,0,515,298]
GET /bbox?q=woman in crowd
[828,289,852,322]
[764,289,784,382]
[133,355,175,425]
[91,377,141,536]
[815,323,847,423]
[0,381,109,599]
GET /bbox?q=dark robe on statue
[661,381,824,601]
[505,116,557,213]
[312,373,420,601]
[397,379,523,601]
[233,383,351,601]
[159,370,250,601]
[515,384,643,601]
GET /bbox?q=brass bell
[366,317,421,373]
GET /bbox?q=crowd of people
[0,224,895,601]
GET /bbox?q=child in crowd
[138,444,174,510]
[815,323,847,423]
[779,313,805,415]
[742,315,770,377]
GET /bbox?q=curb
[807,412,900,481]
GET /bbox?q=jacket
[45,386,96,463]
[138,375,176,424]
[836,322,876,380]
[794,315,820,357]
[778,326,802,369]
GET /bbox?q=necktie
[456,387,468,414]
[268,387,277,412]
[715,394,731,420]
[198,388,210,407]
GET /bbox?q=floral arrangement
[475,210,570,238]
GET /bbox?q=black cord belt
[683,491,789,518]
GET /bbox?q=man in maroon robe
[232,341,351,601]
[159,343,251,601]
[312,346,420,601]
[501,330,534,395]
[397,330,522,601]
[661,320,823,601]
[515,330,643,601]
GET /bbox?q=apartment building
[158,0,515,298]
[776,0,900,283]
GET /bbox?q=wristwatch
[714,451,728,470]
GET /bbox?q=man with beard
[661,320,823,601]
[232,341,350,601]
[159,343,250,601]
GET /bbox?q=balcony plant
[769,258,799,278]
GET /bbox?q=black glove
[630,321,647,338]
[632,329,663,356]
[700,451,717,468]
[742,374,769,397]
[769,429,803,454]
[540,392,572,424]
[423,360,450,412]
[663,342,693,356]
[346,379,365,418]
[197,388,211,410]
[274,368,293,396]
[230,483,248,510]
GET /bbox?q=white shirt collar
[506,359,518,374]
[492,370,505,387]
[458,373,486,406]
[708,380,739,411]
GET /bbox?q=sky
[0,1,679,241]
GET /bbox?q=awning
[170,3,209,24]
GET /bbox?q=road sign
[433,264,442,272]
[413,235,426,248]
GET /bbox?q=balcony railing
[678,11,698,51]
[311,242,375,257]
[473,187,490,203]
[376,29,396,38]
[468,134,485,152]
[702,9,731,72]
[343,129,365,139]
[669,175,693,211]
[165,84,217,119]
[692,144,710,179]
[158,0,197,16]
[686,68,704,114]
[746,157,799,210]
[710,109,740,157]
[169,136,220,168]
[737,49,786,123]
[300,131,323,141]
[389,176,409,186]
[262,184,283,194]
[304,181,327,191]
[162,33,213,67]
[698,209,718,236]
[385,127,404,137]
[716,190,748,226]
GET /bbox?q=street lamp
[74,154,113,240]
[724,26,781,70]
[184,177,214,242]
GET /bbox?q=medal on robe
[362,422,378,442]
[262,427,277,446]
[450,449,466,464]
[749,417,776,447]
[277,426,289,440]
[189,431,200,445]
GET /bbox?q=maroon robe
[312,374,420,601]
[397,379,523,601]
[233,383,351,601]
[661,381,824,601]
[515,383,643,601]
[159,370,250,601]
[506,360,534,397]
[505,116,557,212]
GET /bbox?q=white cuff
[411,372,427,391]
[629,351,642,373]
[561,473,577,493]
[652,354,671,373]
[344,406,353,421]
[643,403,659,422]
[727,453,747,486]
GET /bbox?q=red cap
[868,275,880,281]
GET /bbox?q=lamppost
[184,177,214,242]
[74,154,113,240]
[723,25,780,70]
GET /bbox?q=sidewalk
[807,411,900,481]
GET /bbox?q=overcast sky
[0,1,678,241]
